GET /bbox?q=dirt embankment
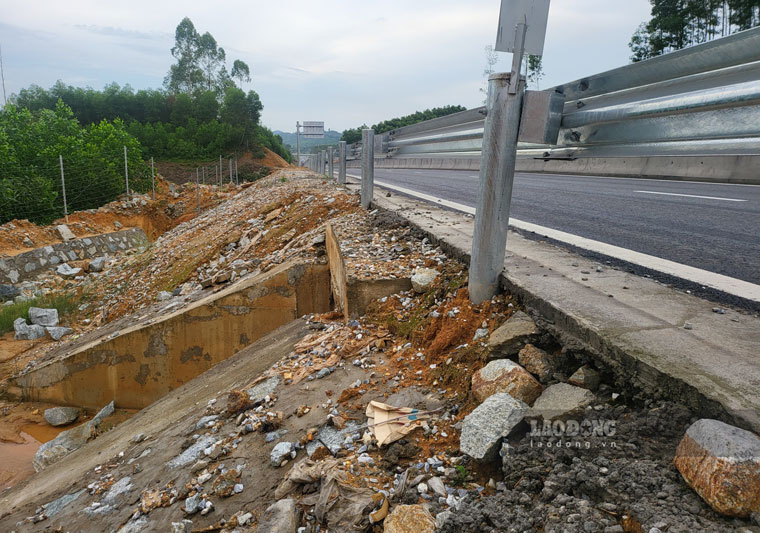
[155,148,291,185]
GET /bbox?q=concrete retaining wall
[8,261,331,409]
[347,155,760,184]
[0,228,150,285]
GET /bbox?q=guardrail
[351,27,760,162]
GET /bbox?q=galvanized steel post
[59,154,68,223]
[468,72,525,304]
[338,141,347,184]
[123,145,130,199]
[361,129,375,209]
[150,157,155,200]
[328,146,334,178]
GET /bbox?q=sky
[0,0,652,133]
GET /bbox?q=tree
[231,60,251,88]
[480,45,499,104]
[527,55,544,89]
[198,32,226,92]
[340,126,366,144]
[164,17,203,94]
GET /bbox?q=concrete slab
[360,185,760,432]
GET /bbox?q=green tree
[231,60,251,88]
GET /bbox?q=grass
[0,292,80,335]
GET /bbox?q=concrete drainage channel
[6,261,333,409]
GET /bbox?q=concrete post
[59,154,68,223]
[229,158,233,185]
[219,155,223,184]
[150,157,155,200]
[361,129,374,209]
[328,146,334,178]
[468,72,525,304]
[123,145,130,199]
[320,150,326,175]
[338,141,347,184]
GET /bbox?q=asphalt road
[356,169,760,285]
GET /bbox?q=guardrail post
[469,72,525,304]
[328,146,334,178]
[338,141,347,184]
[361,129,374,209]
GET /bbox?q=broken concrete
[530,383,595,421]
[460,393,528,461]
[471,358,543,405]
[487,311,539,359]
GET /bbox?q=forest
[1,17,291,225]
[630,0,760,61]
[340,105,467,144]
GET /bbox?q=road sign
[495,0,551,56]
[302,121,325,138]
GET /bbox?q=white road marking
[635,190,748,202]
[346,173,760,303]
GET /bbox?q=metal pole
[468,24,527,305]
[296,121,301,167]
[235,158,238,183]
[59,154,68,223]
[328,146,334,178]
[196,168,200,213]
[123,145,130,199]
[219,155,223,184]
[150,157,155,200]
[361,129,374,209]
[229,158,233,184]
[215,165,218,185]
[338,141,347,184]
[202,166,206,185]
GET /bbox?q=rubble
[256,498,298,533]
[530,382,595,421]
[568,365,601,391]
[384,504,435,533]
[55,224,76,242]
[518,343,557,382]
[46,326,72,340]
[28,307,59,327]
[14,317,46,340]
[674,419,760,517]
[411,267,439,293]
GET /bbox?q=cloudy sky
[0,0,652,132]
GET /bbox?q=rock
[247,376,280,403]
[436,510,453,529]
[56,224,76,242]
[270,441,293,467]
[473,328,489,341]
[428,476,447,497]
[89,257,106,272]
[14,318,46,340]
[157,291,173,301]
[184,493,203,514]
[56,263,82,278]
[518,344,556,382]
[256,498,298,533]
[43,406,80,426]
[530,383,595,421]
[568,365,601,390]
[23,236,34,247]
[171,520,193,533]
[487,311,538,359]
[411,267,439,293]
[384,504,435,533]
[29,307,59,327]
[460,393,528,461]
[43,489,86,517]
[674,419,760,517]
[0,284,20,302]
[33,401,114,471]
[471,359,543,405]
[46,326,73,341]
[114,220,123,229]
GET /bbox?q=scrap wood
[365,401,440,446]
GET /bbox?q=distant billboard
[302,121,325,138]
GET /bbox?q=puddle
[0,432,41,492]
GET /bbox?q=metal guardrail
[355,27,760,160]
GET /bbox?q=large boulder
[46,326,73,341]
[384,504,435,533]
[518,344,557,382]
[530,383,595,421]
[33,401,114,471]
[674,419,760,517]
[28,307,59,327]
[471,359,543,405]
[487,311,538,359]
[56,263,82,278]
[14,318,46,340]
[89,256,107,272]
[44,406,80,427]
[0,284,20,302]
[460,393,527,461]
[255,498,298,533]
[411,268,439,293]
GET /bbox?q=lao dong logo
[528,418,617,449]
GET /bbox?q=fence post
[219,155,223,184]
[150,157,155,200]
[468,71,526,304]
[123,145,130,199]
[196,168,201,213]
[338,141,346,184]
[361,129,374,209]
[328,146,334,178]
[229,158,233,185]
[202,166,206,185]
[59,154,68,223]
[235,158,238,183]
